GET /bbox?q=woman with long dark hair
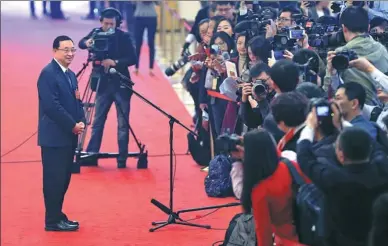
[206,31,236,136]
[133,1,158,76]
[241,129,309,246]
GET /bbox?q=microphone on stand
[109,68,135,86]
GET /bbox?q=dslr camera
[165,50,191,77]
[332,49,358,71]
[251,79,269,98]
[216,133,242,154]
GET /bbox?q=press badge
[212,77,217,90]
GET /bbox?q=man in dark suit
[79,8,137,168]
[297,112,388,245]
[37,35,85,231]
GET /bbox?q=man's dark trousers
[41,141,76,224]
[86,81,132,164]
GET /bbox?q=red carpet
[1,9,241,246]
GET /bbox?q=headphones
[100,7,122,27]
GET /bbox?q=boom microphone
[109,68,135,86]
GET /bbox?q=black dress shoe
[45,220,79,231]
[66,220,79,226]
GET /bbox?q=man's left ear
[351,99,360,110]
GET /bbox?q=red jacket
[251,160,311,246]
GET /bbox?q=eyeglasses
[57,48,77,54]
[276,17,292,23]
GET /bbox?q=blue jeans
[86,84,132,163]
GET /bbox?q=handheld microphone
[109,68,135,86]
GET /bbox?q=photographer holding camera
[78,8,137,168]
[240,62,273,129]
[297,106,388,246]
[324,6,388,106]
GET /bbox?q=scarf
[238,53,248,76]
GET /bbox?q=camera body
[216,133,242,154]
[273,26,304,52]
[89,28,116,62]
[308,27,344,49]
[332,49,358,71]
[309,97,333,126]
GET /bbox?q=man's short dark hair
[249,62,270,78]
[338,82,366,109]
[268,59,299,92]
[296,82,325,99]
[340,6,369,33]
[279,6,299,18]
[101,8,120,20]
[271,91,309,127]
[338,127,372,162]
[53,35,73,49]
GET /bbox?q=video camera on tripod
[87,27,117,63]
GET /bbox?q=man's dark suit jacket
[37,59,85,147]
[297,139,388,245]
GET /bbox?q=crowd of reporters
[180,1,388,246]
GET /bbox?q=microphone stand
[115,76,241,232]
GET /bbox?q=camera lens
[253,83,266,97]
[332,54,349,71]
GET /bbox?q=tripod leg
[151,221,166,226]
[114,93,143,151]
[149,222,168,232]
[73,72,96,170]
[175,221,211,229]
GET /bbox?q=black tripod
[113,76,241,232]
[72,58,147,173]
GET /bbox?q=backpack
[204,154,234,197]
[282,158,325,246]
[221,213,257,246]
[187,115,211,166]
